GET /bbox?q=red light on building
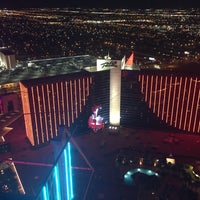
[88,105,104,133]
[138,74,200,134]
[20,75,93,146]
[125,51,134,66]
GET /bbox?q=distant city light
[184,51,190,55]
[154,64,160,69]
[149,57,156,61]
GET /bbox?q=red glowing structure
[138,74,200,133]
[88,105,104,133]
[126,51,134,66]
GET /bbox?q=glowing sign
[101,60,118,68]
[97,59,121,71]
[88,106,104,133]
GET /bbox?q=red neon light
[139,74,199,133]
[174,77,182,128]
[126,51,134,66]
[188,78,197,132]
[157,76,163,117]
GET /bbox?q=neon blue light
[42,185,48,200]
[54,165,61,200]
[64,142,74,200]
[127,171,131,175]
[64,149,70,200]
[67,142,74,199]
[124,168,160,185]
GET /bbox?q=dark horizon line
[0,0,200,9]
[0,6,199,10]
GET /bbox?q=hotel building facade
[18,57,199,147]
[0,55,199,199]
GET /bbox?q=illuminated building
[0,159,25,196]
[0,140,74,200]
[96,55,122,127]
[36,142,74,200]
[0,54,199,200]
[109,60,121,126]
[138,70,200,133]
[88,105,104,132]
[120,68,199,133]
[20,72,93,146]
[0,48,16,69]
[17,56,200,147]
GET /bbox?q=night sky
[1,0,200,9]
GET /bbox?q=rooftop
[1,53,199,86]
[0,55,97,85]
[0,116,67,199]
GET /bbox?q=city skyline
[0,3,200,199]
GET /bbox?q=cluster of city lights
[108,125,119,130]
[124,168,159,185]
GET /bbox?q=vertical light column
[170,77,177,126]
[179,77,188,129]
[41,84,49,142]
[74,79,78,118]
[46,84,53,139]
[157,76,163,117]
[42,185,48,200]
[51,83,57,134]
[183,77,192,130]
[70,81,74,123]
[64,142,74,200]
[149,75,153,109]
[145,75,149,102]
[161,76,168,120]
[82,78,86,105]
[54,165,61,200]
[39,142,74,200]
[78,79,82,113]
[188,78,197,132]
[109,60,121,126]
[61,82,66,125]
[20,83,34,146]
[153,75,158,113]
[56,82,61,125]
[193,90,200,133]
[174,77,182,128]
[65,81,70,127]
